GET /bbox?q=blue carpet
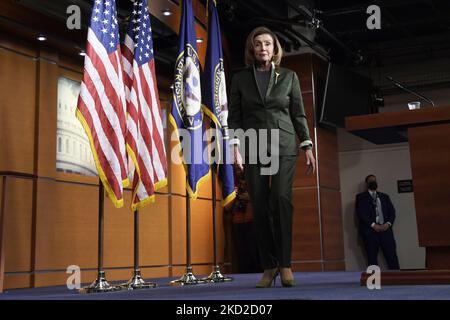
[1,272,450,300]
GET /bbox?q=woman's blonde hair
[244,26,283,67]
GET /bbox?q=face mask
[367,181,378,191]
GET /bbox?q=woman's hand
[231,145,243,171]
[305,148,316,175]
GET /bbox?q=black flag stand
[170,179,206,286]
[119,209,157,290]
[201,166,233,283]
[80,179,120,293]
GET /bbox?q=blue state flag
[202,0,236,207]
[170,0,210,198]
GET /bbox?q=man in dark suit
[355,174,400,270]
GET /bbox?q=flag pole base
[118,269,157,290]
[169,266,206,286]
[201,265,234,283]
[78,271,120,294]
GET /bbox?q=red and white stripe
[76,28,129,207]
[122,33,168,210]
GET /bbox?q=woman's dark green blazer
[228,64,312,157]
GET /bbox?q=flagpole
[80,179,119,293]
[170,179,206,285]
[119,209,157,290]
[202,143,233,283]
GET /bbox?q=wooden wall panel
[293,93,317,189]
[409,124,450,246]
[293,156,317,189]
[191,199,214,264]
[35,270,97,288]
[283,55,313,93]
[286,53,344,272]
[0,177,4,291]
[4,274,31,290]
[292,262,322,272]
[171,195,186,266]
[0,177,3,292]
[317,129,340,190]
[34,179,98,270]
[95,194,169,269]
[426,247,450,270]
[301,92,316,131]
[320,188,345,261]
[323,261,346,271]
[192,198,225,264]
[103,189,134,268]
[190,265,211,277]
[292,188,321,261]
[139,195,170,266]
[0,178,3,210]
[169,131,188,197]
[0,48,36,174]
[36,58,59,178]
[215,205,225,263]
[4,177,33,273]
[140,266,170,279]
[171,196,222,265]
[171,266,186,278]
[58,54,83,74]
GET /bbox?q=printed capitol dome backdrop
[56,77,97,176]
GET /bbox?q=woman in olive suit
[228,26,316,287]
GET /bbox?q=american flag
[122,0,168,210]
[76,0,129,208]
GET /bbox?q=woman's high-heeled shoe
[280,268,295,287]
[255,268,279,288]
[281,278,295,287]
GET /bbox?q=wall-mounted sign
[397,179,413,193]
